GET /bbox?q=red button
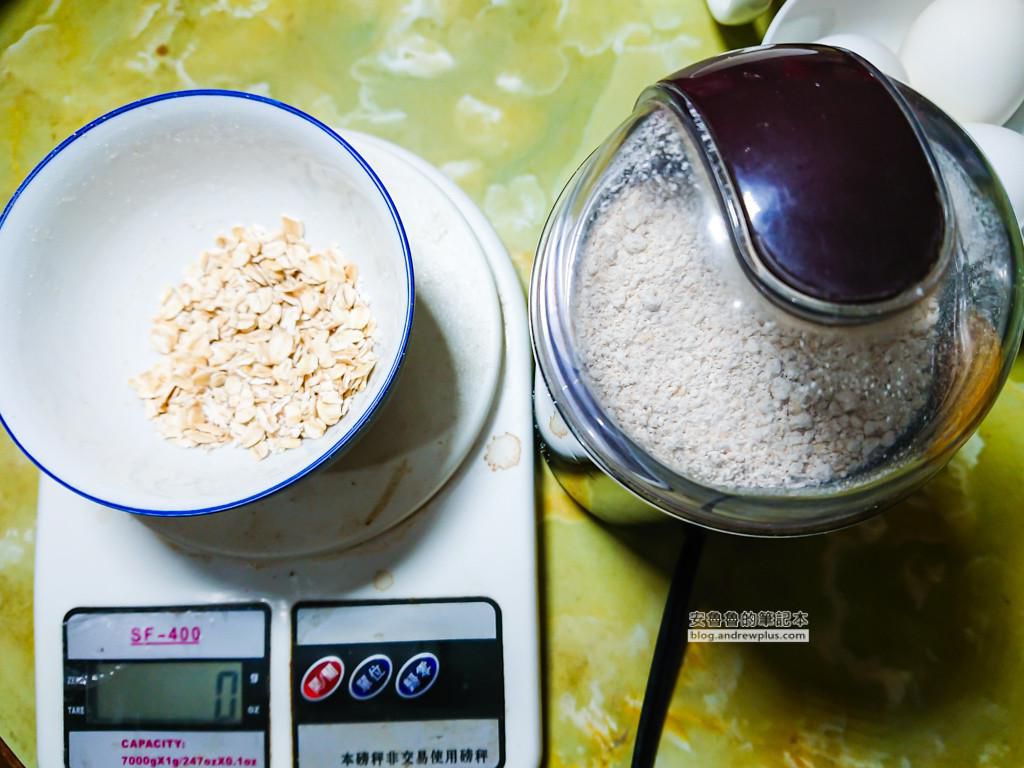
[300,656,345,702]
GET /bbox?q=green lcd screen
[89,662,242,725]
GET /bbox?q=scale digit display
[89,662,243,725]
[63,605,270,768]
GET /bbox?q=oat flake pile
[130,217,377,461]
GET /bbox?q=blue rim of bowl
[0,88,415,517]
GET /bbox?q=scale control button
[300,655,345,702]
[395,652,440,699]
[348,654,393,701]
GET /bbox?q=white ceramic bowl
[764,0,1024,133]
[0,90,414,515]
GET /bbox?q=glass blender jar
[531,44,1024,536]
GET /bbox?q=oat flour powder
[571,111,940,490]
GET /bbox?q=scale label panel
[292,599,505,768]
[63,604,270,768]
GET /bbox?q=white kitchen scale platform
[33,135,541,768]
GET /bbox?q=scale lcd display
[89,662,243,725]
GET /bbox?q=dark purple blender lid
[658,45,948,307]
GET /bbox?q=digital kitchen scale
[33,135,542,768]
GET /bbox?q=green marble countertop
[3,2,1024,766]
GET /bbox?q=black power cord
[631,526,707,768]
